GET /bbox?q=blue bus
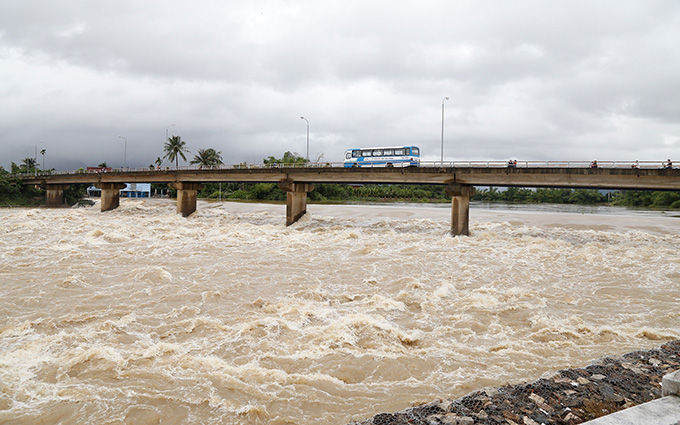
[343,146,420,168]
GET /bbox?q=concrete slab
[663,370,680,397]
[581,396,680,425]
[583,370,680,425]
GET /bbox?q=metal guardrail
[13,160,675,178]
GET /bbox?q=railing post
[445,184,476,236]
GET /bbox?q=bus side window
[383,149,394,156]
[362,150,372,157]
[372,150,383,156]
[352,150,362,158]
[395,149,405,156]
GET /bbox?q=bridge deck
[20,165,680,191]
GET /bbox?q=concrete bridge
[19,160,680,236]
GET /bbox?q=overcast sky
[1,1,679,170]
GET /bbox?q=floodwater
[0,199,678,424]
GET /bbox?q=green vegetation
[196,182,450,203]
[472,187,680,208]
[63,184,89,205]
[2,162,87,206]
[203,183,674,208]
[0,166,45,206]
[21,157,38,172]
[610,190,680,209]
[472,187,608,205]
[263,151,308,165]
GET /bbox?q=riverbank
[348,339,680,425]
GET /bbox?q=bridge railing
[13,160,673,178]
[423,160,669,169]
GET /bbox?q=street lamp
[441,97,449,164]
[300,116,309,163]
[118,136,127,168]
[35,141,44,175]
[166,124,175,141]
[20,148,30,173]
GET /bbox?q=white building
[87,183,151,198]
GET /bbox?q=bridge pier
[100,183,127,212]
[279,181,315,226]
[170,182,203,217]
[446,184,476,236]
[45,184,70,207]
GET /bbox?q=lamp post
[118,136,127,168]
[166,124,175,141]
[20,148,30,174]
[34,141,44,175]
[441,97,449,164]
[300,116,309,163]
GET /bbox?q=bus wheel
[386,163,393,168]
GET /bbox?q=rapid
[0,199,678,424]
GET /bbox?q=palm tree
[190,148,224,168]
[21,157,37,173]
[40,149,46,170]
[163,135,190,167]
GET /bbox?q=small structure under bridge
[18,161,680,236]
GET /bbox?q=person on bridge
[632,160,639,169]
[665,159,673,169]
[590,160,598,169]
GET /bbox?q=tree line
[189,181,680,208]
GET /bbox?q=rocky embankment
[349,339,680,425]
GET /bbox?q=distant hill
[42,156,89,172]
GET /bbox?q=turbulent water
[1,199,678,424]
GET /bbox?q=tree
[190,148,224,168]
[0,167,22,201]
[0,166,44,205]
[40,149,46,169]
[263,151,307,165]
[98,162,109,168]
[566,189,606,204]
[164,135,190,167]
[20,158,37,173]
[651,191,680,208]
